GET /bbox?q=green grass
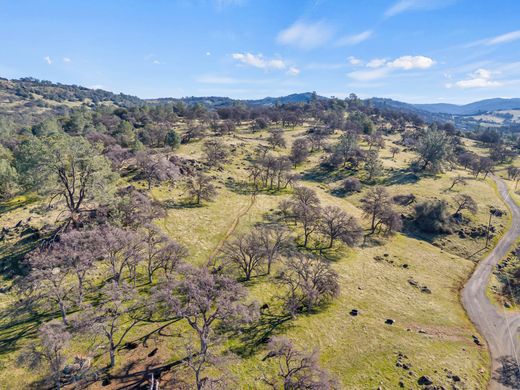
[0,127,505,388]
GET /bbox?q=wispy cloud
[347,55,435,81]
[43,56,52,65]
[469,30,520,47]
[348,56,363,66]
[62,57,71,63]
[277,20,334,50]
[335,30,373,46]
[231,52,287,70]
[287,67,300,76]
[385,0,455,18]
[366,58,387,68]
[448,68,502,89]
[144,54,162,64]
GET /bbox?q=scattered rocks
[421,286,432,294]
[385,319,395,325]
[408,277,432,294]
[418,375,433,386]
[350,309,359,316]
[472,335,482,346]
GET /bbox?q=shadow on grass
[300,165,349,185]
[0,195,37,214]
[0,298,60,356]
[230,311,292,358]
[161,199,203,210]
[0,234,40,280]
[493,356,520,389]
[384,169,421,186]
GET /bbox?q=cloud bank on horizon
[2,0,520,104]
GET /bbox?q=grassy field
[0,126,506,389]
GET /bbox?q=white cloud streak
[231,52,287,70]
[385,0,455,17]
[335,30,373,46]
[277,20,334,50]
[347,55,435,81]
[43,56,52,65]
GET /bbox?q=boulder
[418,375,433,385]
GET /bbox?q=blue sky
[1,0,520,103]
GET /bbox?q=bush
[414,200,452,233]
[343,177,361,193]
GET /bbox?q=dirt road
[462,176,520,389]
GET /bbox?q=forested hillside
[2,79,520,389]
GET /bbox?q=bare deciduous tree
[256,224,293,275]
[203,139,229,168]
[18,322,71,390]
[262,337,337,390]
[221,232,266,280]
[186,173,217,205]
[152,266,254,390]
[453,194,478,216]
[142,224,187,283]
[319,206,362,249]
[267,129,286,149]
[448,175,467,191]
[25,249,73,325]
[276,254,339,315]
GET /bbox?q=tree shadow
[0,235,40,280]
[0,195,37,214]
[493,356,520,389]
[161,199,203,209]
[300,166,348,184]
[224,178,254,195]
[229,311,292,358]
[384,169,420,186]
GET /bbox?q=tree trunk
[59,300,68,325]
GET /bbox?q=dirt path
[462,176,520,389]
[207,193,256,263]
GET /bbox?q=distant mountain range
[2,76,520,130]
[368,97,520,116]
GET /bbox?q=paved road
[462,176,520,389]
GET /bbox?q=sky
[1,0,520,104]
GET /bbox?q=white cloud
[385,0,454,17]
[387,55,435,70]
[152,60,161,65]
[335,30,373,46]
[277,20,334,50]
[347,68,391,81]
[43,56,52,65]
[347,55,435,81]
[485,30,520,46]
[348,56,363,66]
[62,57,71,63]
[452,68,502,88]
[231,52,287,70]
[366,58,387,68]
[287,67,300,76]
[206,52,211,56]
